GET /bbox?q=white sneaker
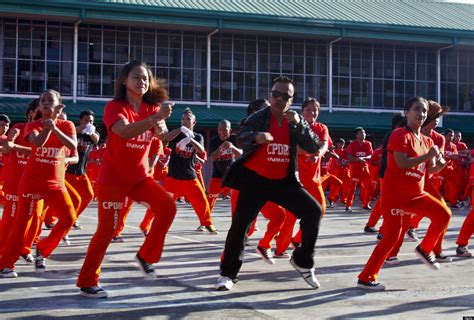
[290,257,320,289]
[215,275,234,291]
[385,256,400,265]
[1,268,18,278]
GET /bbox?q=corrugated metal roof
[100,0,474,31]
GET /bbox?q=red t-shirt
[3,123,29,194]
[244,115,290,180]
[444,142,458,169]
[298,122,329,182]
[347,140,373,174]
[20,119,76,192]
[429,130,445,154]
[99,99,159,186]
[334,148,350,171]
[383,127,434,200]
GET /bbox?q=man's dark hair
[354,127,364,135]
[247,99,268,116]
[444,128,454,135]
[271,76,296,88]
[0,114,11,123]
[79,110,95,120]
[335,138,345,146]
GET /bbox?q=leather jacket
[222,106,321,189]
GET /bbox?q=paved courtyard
[0,198,473,319]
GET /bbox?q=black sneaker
[363,205,372,211]
[72,222,83,230]
[456,245,472,257]
[435,253,452,263]
[35,248,46,273]
[406,228,419,242]
[291,239,301,249]
[345,206,353,212]
[44,223,56,230]
[135,254,157,280]
[80,286,108,298]
[256,246,275,265]
[21,253,35,264]
[357,279,385,291]
[414,245,440,270]
[1,268,18,278]
[327,199,336,208]
[364,226,378,234]
[376,233,384,242]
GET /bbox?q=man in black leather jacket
[215,76,323,291]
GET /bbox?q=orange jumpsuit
[77,99,176,288]
[358,127,451,283]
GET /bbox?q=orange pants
[332,168,351,203]
[164,176,213,227]
[140,208,155,234]
[77,177,176,288]
[457,188,474,246]
[276,175,326,254]
[321,173,343,202]
[346,169,372,208]
[366,179,384,228]
[113,197,134,237]
[0,194,44,258]
[1,188,76,270]
[358,192,451,282]
[207,177,223,212]
[42,179,82,227]
[408,179,451,254]
[442,167,459,206]
[65,173,94,217]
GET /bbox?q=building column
[207,29,219,109]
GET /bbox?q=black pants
[220,167,322,280]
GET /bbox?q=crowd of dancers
[0,61,472,298]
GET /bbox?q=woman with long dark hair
[77,61,176,298]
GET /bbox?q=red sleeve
[61,120,76,137]
[366,141,373,156]
[388,128,408,154]
[149,138,161,156]
[24,120,42,139]
[103,100,127,130]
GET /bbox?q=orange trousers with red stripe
[65,173,94,217]
[366,179,384,229]
[77,178,176,288]
[0,188,76,270]
[358,192,451,282]
[164,176,213,227]
[0,194,44,258]
[321,173,342,201]
[346,168,372,208]
[332,168,351,203]
[207,177,224,213]
[276,174,326,254]
[406,178,451,255]
[457,188,474,246]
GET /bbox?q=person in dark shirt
[163,108,217,234]
[207,119,242,212]
[215,76,322,291]
[65,110,100,229]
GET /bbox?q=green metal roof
[1,0,473,45]
[1,98,473,135]
[100,0,474,31]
